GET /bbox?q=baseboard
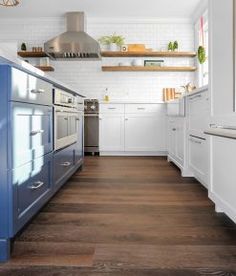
[99,151,168,157]
[209,192,236,223]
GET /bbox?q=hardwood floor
[1,156,236,276]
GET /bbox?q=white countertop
[184,85,209,97]
[205,128,236,140]
[0,47,85,97]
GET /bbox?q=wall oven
[54,88,83,151]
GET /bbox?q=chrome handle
[30,130,45,136]
[172,128,176,131]
[189,94,202,101]
[137,108,146,110]
[210,124,236,131]
[61,162,72,167]
[64,117,68,120]
[31,89,45,94]
[108,108,116,110]
[191,139,202,144]
[76,118,80,121]
[28,181,45,190]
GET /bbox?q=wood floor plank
[1,156,236,275]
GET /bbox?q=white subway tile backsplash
[0,17,195,100]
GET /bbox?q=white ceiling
[0,0,202,19]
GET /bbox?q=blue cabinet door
[53,145,75,189]
[11,67,53,106]
[11,153,53,235]
[10,103,53,168]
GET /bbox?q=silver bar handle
[108,107,116,110]
[30,130,45,136]
[28,181,45,190]
[137,108,146,110]
[31,89,45,94]
[210,124,236,131]
[189,94,202,101]
[61,161,72,167]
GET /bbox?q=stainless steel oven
[54,88,82,151]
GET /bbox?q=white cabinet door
[99,114,124,152]
[168,120,177,157]
[189,135,208,187]
[210,136,236,222]
[125,113,166,152]
[176,119,184,165]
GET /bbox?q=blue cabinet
[11,67,53,106]
[12,153,53,234]
[0,65,84,262]
[10,103,53,168]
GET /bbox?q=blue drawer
[53,145,75,188]
[12,154,52,234]
[11,68,53,106]
[10,102,53,168]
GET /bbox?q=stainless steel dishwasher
[84,99,99,154]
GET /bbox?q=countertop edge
[0,48,86,98]
[204,128,236,140]
[185,85,209,97]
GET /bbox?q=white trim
[100,151,167,157]
[89,17,193,25]
[192,0,209,24]
[209,191,236,223]
[0,16,193,25]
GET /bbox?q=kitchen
[0,0,236,275]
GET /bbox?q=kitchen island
[0,49,85,262]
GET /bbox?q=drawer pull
[31,89,45,94]
[61,161,72,167]
[189,94,202,101]
[137,108,146,110]
[30,130,45,136]
[172,128,176,131]
[28,181,45,190]
[108,107,116,110]
[189,138,202,144]
[210,124,236,131]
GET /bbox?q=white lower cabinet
[209,136,236,223]
[99,103,166,155]
[167,117,185,169]
[99,114,125,152]
[125,114,166,152]
[188,135,208,188]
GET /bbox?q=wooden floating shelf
[102,66,197,72]
[18,51,48,58]
[35,66,55,72]
[101,51,197,58]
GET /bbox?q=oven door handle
[84,114,99,117]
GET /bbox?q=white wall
[0,17,195,100]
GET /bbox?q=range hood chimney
[44,12,101,60]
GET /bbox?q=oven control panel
[54,88,77,108]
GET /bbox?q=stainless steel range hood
[44,12,101,60]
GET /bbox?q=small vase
[109,43,118,51]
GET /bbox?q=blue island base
[0,239,10,262]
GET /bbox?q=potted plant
[198,46,206,64]
[168,42,173,52]
[21,42,27,52]
[173,41,179,51]
[98,33,125,51]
